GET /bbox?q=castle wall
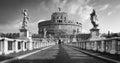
[38,24,81,35]
[38,11,82,36]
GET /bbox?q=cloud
[107,10,116,16]
[0,0,93,33]
[78,5,93,21]
[40,0,68,10]
[0,0,92,25]
[60,0,93,22]
[37,0,93,22]
[28,19,45,33]
[116,4,120,9]
[107,12,112,16]
[0,19,21,33]
[99,4,109,11]
[68,4,79,14]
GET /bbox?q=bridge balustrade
[67,37,120,54]
[0,37,55,55]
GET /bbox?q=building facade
[38,10,82,37]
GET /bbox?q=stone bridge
[0,37,120,63]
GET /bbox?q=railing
[0,37,55,55]
[67,37,120,55]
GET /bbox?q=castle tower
[51,8,68,23]
[19,9,30,38]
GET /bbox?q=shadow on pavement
[0,55,13,61]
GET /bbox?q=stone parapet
[90,28,100,40]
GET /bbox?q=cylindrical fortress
[38,11,82,37]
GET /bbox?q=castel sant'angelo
[38,8,82,38]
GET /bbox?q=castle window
[8,41,13,50]
[64,20,66,23]
[64,17,66,20]
[61,16,63,19]
[77,22,78,24]
[52,16,55,20]
[58,20,62,23]
[18,42,21,49]
[57,16,59,19]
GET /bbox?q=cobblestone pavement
[9,45,111,63]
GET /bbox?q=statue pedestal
[42,38,48,42]
[90,28,100,40]
[72,38,77,42]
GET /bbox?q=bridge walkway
[5,45,112,63]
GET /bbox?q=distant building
[38,9,82,38]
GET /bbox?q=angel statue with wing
[90,9,99,28]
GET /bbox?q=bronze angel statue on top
[90,9,99,28]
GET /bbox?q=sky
[0,0,120,34]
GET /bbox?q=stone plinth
[90,28,100,40]
[42,38,48,42]
[72,38,77,42]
